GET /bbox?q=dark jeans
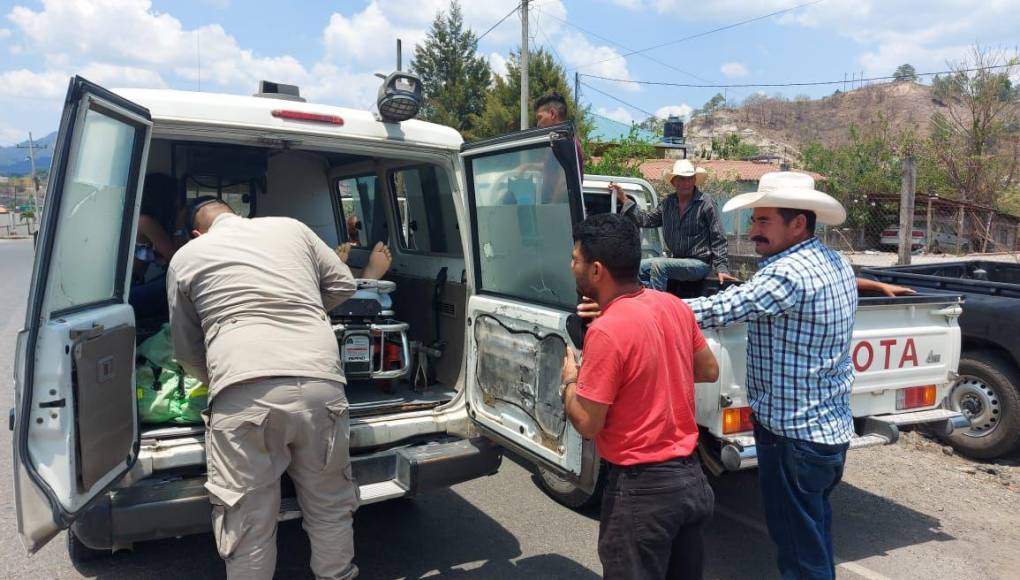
[599,454,714,580]
[129,271,169,321]
[754,423,849,580]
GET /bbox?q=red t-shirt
[576,288,706,466]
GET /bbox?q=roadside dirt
[841,431,1020,578]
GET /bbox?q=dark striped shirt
[622,188,730,273]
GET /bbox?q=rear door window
[389,164,461,256]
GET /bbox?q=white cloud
[0,28,11,39]
[720,62,748,78]
[6,0,313,92]
[655,104,692,120]
[652,1,1019,79]
[303,64,383,110]
[0,127,27,146]
[557,31,638,92]
[0,69,68,99]
[488,52,508,79]
[597,106,634,125]
[322,4,426,70]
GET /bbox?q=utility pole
[574,71,580,107]
[520,0,529,131]
[897,156,917,265]
[16,132,47,230]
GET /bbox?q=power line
[477,2,521,43]
[543,12,709,86]
[580,81,657,120]
[569,0,827,73]
[533,7,566,68]
[579,63,1017,89]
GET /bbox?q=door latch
[70,323,105,343]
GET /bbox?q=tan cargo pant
[203,377,359,580]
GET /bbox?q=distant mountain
[0,131,56,176]
[683,81,958,162]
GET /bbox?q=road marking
[714,505,891,580]
[838,561,892,580]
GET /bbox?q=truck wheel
[944,351,1020,459]
[67,531,110,565]
[535,465,606,510]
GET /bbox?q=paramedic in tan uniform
[168,198,389,579]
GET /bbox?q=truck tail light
[723,407,754,434]
[271,109,344,125]
[897,385,937,410]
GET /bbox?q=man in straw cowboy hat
[610,159,738,291]
[684,171,858,579]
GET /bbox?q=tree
[928,47,1020,206]
[893,64,918,82]
[638,116,665,136]
[709,133,759,160]
[473,48,580,139]
[586,126,656,178]
[411,1,492,140]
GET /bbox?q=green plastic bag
[135,325,209,425]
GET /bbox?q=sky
[0,0,1018,146]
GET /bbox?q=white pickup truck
[534,175,972,507]
[10,77,968,563]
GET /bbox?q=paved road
[0,238,1015,579]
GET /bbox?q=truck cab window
[389,164,462,256]
[184,176,256,217]
[336,174,386,247]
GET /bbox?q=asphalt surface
[1,237,1016,579]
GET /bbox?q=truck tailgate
[849,295,962,416]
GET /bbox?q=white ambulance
[11,75,968,562]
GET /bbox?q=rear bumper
[718,408,970,471]
[72,437,501,551]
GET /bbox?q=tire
[535,464,607,510]
[67,531,111,565]
[943,350,1020,459]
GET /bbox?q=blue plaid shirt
[687,237,858,444]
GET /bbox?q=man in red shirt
[560,213,719,580]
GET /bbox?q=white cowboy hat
[722,171,846,226]
[663,159,708,185]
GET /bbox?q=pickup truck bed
[863,261,1020,458]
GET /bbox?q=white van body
[11,78,968,559]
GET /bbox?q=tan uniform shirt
[167,213,356,399]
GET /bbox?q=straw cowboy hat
[663,159,707,186]
[722,171,846,226]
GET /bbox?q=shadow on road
[702,469,955,578]
[71,489,599,580]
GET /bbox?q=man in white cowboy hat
[611,159,738,291]
[684,171,856,579]
[577,172,916,578]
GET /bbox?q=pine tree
[411,1,492,140]
[473,48,582,139]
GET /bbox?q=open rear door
[11,77,151,552]
[460,123,598,493]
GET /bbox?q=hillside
[0,132,56,176]
[685,81,944,160]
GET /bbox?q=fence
[708,189,1020,260]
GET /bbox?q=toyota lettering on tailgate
[852,338,940,372]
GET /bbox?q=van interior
[134,136,468,438]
